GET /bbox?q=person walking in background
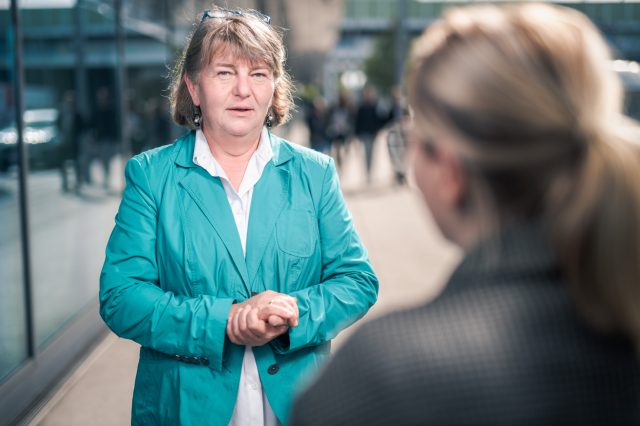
[326,90,354,172]
[383,87,409,186]
[144,97,172,151]
[99,6,378,425]
[57,90,85,193]
[291,3,640,425]
[354,85,385,184]
[383,86,405,126]
[306,95,331,155]
[93,86,118,191]
[385,109,409,186]
[126,95,146,156]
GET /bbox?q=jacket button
[267,364,279,375]
[201,358,210,366]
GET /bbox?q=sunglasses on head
[200,8,271,25]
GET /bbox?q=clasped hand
[226,290,299,347]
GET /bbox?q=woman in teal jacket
[99,6,378,426]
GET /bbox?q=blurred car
[0,108,61,173]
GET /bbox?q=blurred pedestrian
[383,86,405,126]
[291,3,640,425]
[383,87,408,185]
[93,86,118,190]
[57,90,85,193]
[306,95,331,154]
[354,86,385,184]
[99,6,378,426]
[326,90,353,171]
[385,111,409,186]
[126,95,145,155]
[144,97,172,150]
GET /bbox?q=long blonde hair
[407,3,640,348]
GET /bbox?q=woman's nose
[233,73,251,97]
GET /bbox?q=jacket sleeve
[99,157,233,371]
[271,158,379,354]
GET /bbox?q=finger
[238,306,259,345]
[271,296,299,327]
[288,316,299,328]
[247,307,267,338]
[268,315,286,327]
[265,324,289,340]
[271,294,296,311]
[227,315,240,345]
[240,308,269,347]
[289,312,299,327]
[238,305,248,333]
[259,304,294,321]
[226,317,234,342]
[232,306,244,344]
[289,296,300,327]
[276,296,299,326]
[287,297,299,327]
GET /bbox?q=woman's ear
[438,145,468,212]
[184,74,200,106]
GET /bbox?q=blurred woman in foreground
[291,3,640,425]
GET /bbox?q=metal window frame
[0,301,107,425]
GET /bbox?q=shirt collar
[193,127,273,196]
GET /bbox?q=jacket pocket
[275,209,317,258]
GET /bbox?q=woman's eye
[252,72,269,80]
[217,71,233,79]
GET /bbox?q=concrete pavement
[30,122,461,425]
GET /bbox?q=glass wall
[22,3,123,348]
[0,7,28,382]
[0,1,173,423]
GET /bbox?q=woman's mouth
[228,107,253,114]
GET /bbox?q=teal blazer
[99,131,379,425]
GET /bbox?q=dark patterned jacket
[291,223,640,425]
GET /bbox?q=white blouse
[193,128,280,426]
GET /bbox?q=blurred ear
[184,75,200,106]
[438,144,468,213]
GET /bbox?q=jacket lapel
[174,133,251,295]
[245,135,292,288]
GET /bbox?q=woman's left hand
[227,291,299,346]
[226,305,290,346]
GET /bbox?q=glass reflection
[20,2,121,347]
[0,6,28,381]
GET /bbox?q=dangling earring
[265,109,274,128]
[193,105,202,129]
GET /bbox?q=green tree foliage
[363,26,396,95]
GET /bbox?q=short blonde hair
[407,3,640,349]
[169,6,294,129]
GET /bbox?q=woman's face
[187,47,275,140]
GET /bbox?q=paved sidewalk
[31,125,461,425]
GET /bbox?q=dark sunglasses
[200,8,271,25]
